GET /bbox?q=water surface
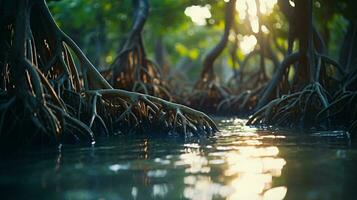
[1,118,356,200]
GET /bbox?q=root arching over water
[248,83,331,128]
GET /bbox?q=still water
[1,118,356,200]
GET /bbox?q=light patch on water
[219,131,259,137]
[147,170,168,178]
[183,176,231,200]
[184,143,200,149]
[175,153,210,174]
[228,173,272,199]
[108,163,130,172]
[223,145,286,199]
[208,159,225,165]
[261,135,286,139]
[225,155,267,175]
[220,118,248,125]
[184,176,196,185]
[131,187,138,200]
[171,118,288,200]
[216,146,236,151]
[263,186,287,200]
[152,184,169,198]
[238,146,279,157]
[154,157,170,165]
[218,118,260,137]
[208,151,227,157]
[262,157,286,176]
[232,139,263,145]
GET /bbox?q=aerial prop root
[87,92,109,136]
[317,91,357,122]
[1,0,219,143]
[0,97,16,135]
[350,120,357,136]
[48,103,95,143]
[217,86,263,112]
[190,79,231,109]
[85,89,218,135]
[247,82,331,127]
[255,52,301,110]
[317,54,346,77]
[110,33,171,100]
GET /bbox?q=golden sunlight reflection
[175,151,210,174]
[179,118,287,200]
[263,186,288,200]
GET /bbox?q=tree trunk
[198,0,236,84]
[155,36,170,76]
[256,0,267,81]
[229,24,241,85]
[295,0,314,85]
[94,12,106,67]
[128,0,149,46]
[339,20,357,72]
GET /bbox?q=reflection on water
[225,147,286,200]
[178,119,287,200]
[0,118,354,200]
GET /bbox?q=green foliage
[47,0,351,84]
[48,0,133,66]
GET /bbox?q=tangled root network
[0,0,218,146]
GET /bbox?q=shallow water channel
[1,118,356,200]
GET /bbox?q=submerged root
[317,91,357,132]
[350,120,357,138]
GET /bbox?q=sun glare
[184,5,212,26]
[236,0,277,20]
[236,0,277,30]
[176,121,287,200]
[238,34,257,54]
[260,0,278,15]
[235,0,277,54]
[185,0,277,55]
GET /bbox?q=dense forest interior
[0,0,356,146]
